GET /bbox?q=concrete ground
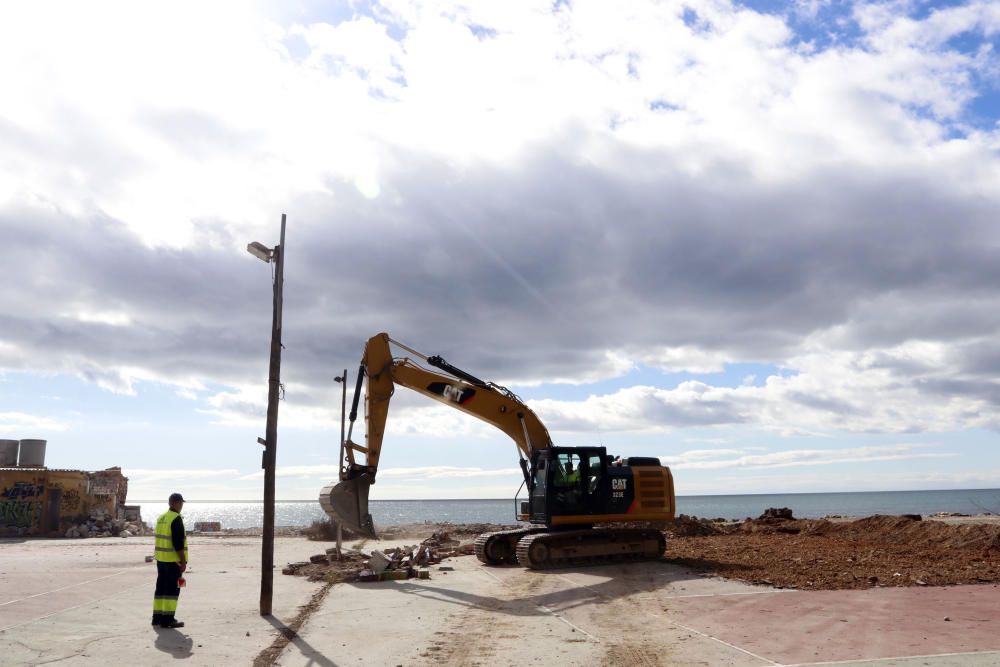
[2,535,999,666]
[0,535,319,665]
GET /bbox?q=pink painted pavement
[667,584,1000,665]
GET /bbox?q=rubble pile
[64,509,148,539]
[283,530,477,583]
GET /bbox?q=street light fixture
[246,241,274,263]
[248,213,286,617]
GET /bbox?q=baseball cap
[169,492,185,503]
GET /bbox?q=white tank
[18,439,47,467]
[0,440,18,467]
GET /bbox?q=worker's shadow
[154,629,194,659]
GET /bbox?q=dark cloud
[3,131,1000,428]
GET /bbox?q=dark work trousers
[152,561,182,625]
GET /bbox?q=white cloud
[660,444,954,470]
[2,0,1000,496]
[0,412,68,434]
[124,467,242,482]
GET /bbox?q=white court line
[781,648,1000,667]
[556,574,604,596]
[0,569,142,607]
[536,604,601,642]
[668,618,781,666]
[478,569,601,643]
[661,589,791,599]
[0,576,150,633]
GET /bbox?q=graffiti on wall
[2,482,44,500]
[61,488,81,512]
[0,500,41,527]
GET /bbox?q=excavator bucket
[319,475,376,538]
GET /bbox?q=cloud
[0,0,998,451]
[659,444,955,470]
[0,412,68,434]
[530,338,1000,435]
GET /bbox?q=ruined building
[0,439,131,537]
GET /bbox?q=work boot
[160,619,185,629]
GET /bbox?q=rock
[309,554,329,564]
[120,530,132,538]
[65,527,77,538]
[369,550,391,574]
[944,616,951,621]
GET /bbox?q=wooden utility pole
[252,213,286,616]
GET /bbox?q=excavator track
[515,528,666,569]
[475,527,547,565]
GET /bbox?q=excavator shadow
[342,559,707,618]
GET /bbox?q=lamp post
[333,370,347,557]
[247,213,286,617]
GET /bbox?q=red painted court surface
[668,583,1000,665]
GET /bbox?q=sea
[135,488,1000,530]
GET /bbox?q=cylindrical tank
[18,439,47,467]
[0,439,18,467]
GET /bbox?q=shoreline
[188,512,1000,537]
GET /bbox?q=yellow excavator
[320,333,675,568]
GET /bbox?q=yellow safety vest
[154,510,188,563]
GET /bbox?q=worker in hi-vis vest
[152,492,188,629]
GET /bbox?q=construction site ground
[0,514,998,666]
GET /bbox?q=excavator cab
[527,446,610,524]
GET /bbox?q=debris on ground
[283,515,1000,592]
[282,525,506,584]
[63,509,148,539]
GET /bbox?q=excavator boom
[321,333,552,537]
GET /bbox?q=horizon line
[130,486,1000,503]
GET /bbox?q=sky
[1,0,999,502]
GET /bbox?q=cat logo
[611,478,628,491]
[426,382,476,405]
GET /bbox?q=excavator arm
[320,333,552,537]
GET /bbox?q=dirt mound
[758,507,795,521]
[377,522,518,540]
[832,514,1000,551]
[665,512,1000,590]
[668,515,727,537]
